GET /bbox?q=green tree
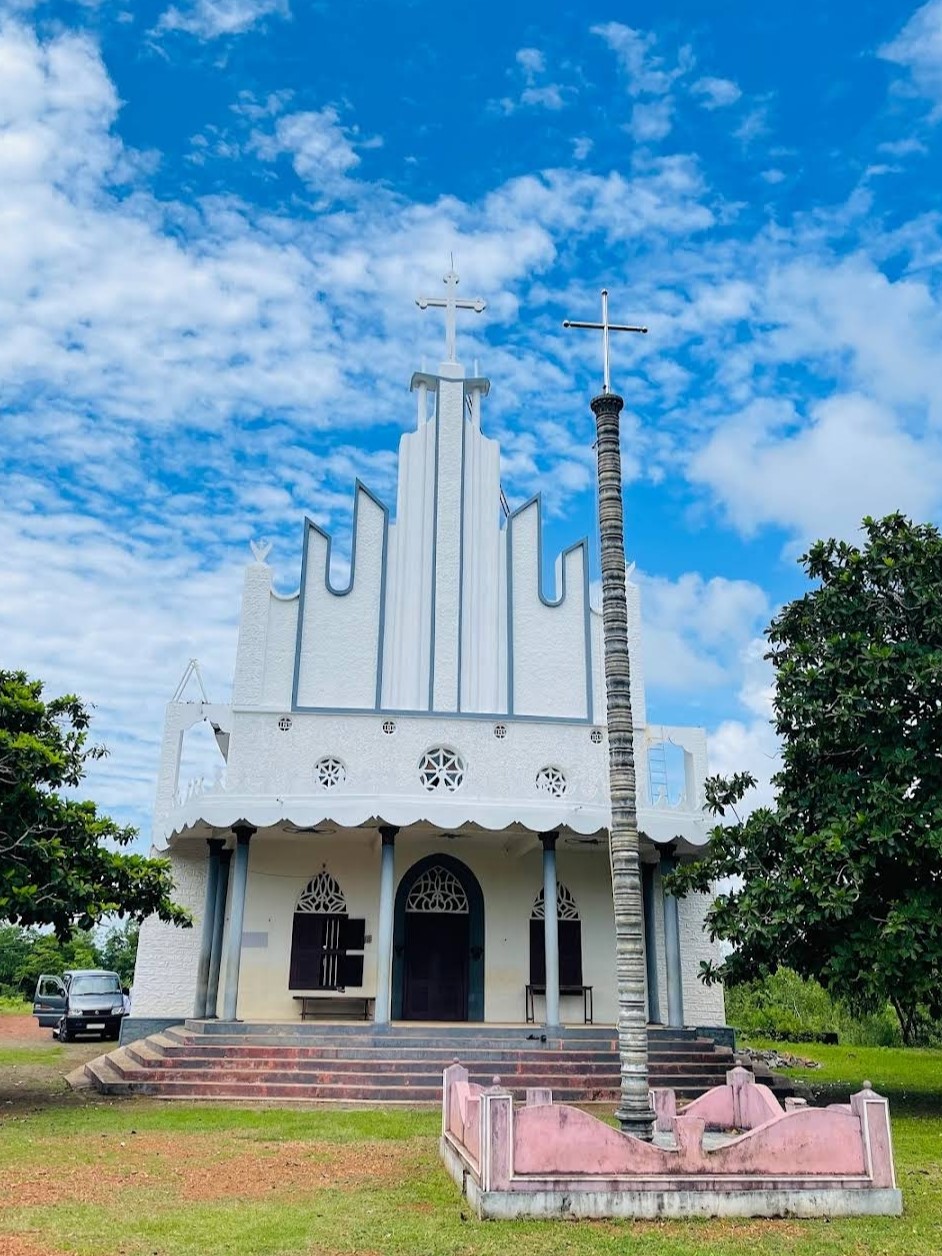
[671,515,942,1045]
[98,919,140,987]
[0,670,190,938]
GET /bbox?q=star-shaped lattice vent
[314,756,346,790]
[535,765,568,796]
[418,746,466,792]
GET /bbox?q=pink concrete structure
[440,1063,902,1219]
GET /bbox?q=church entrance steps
[84,1023,763,1104]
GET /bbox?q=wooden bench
[525,984,594,1025]
[292,994,373,1021]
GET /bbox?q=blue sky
[2,0,941,838]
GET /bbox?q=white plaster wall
[232,563,273,706]
[260,594,298,709]
[678,888,727,1026]
[432,378,464,712]
[296,488,385,709]
[382,419,436,711]
[223,711,609,811]
[460,419,503,713]
[510,502,588,719]
[131,849,207,1016]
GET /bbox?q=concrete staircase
[84,1022,767,1105]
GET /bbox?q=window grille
[405,865,469,913]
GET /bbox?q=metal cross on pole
[416,268,486,364]
[563,288,647,394]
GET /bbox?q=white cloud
[572,135,593,161]
[879,0,942,111]
[515,47,545,76]
[156,0,289,39]
[689,394,942,541]
[707,640,781,811]
[248,104,366,193]
[691,76,742,109]
[877,136,928,156]
[591,22,688,97]
[761,167,786,184]
[638,572,770,695]
[496,44,571,113]
[629,99,673,142]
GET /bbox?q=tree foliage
[0,921,140,997]
[0,669,190,938]
[671,515,942,1044]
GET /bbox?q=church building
[126,273,726,1045]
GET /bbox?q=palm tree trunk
[591,389,655,1141]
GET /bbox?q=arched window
[289,870,365,992]
[529,884,583,988]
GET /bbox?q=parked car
[32,969,127,1042]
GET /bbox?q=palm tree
[591,389,655,1141]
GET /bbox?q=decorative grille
[278,716,293,732]
[531,883,580,921]
[405,865,469,913]
[296,870,347,915]
[493,723,507,739]
[535,765,567,796]
[382,719,397,735]
[418,746,466,792]
[314,756,346,790]
[590,728,603,744]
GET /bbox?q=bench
[292,994,373,1021]
[525,984,594,1025]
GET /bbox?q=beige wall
[220,832,622,1025]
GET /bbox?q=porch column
[540,831,560,1029]
[374,825,398,1025]
[205,848,231,1018]
[660,850,685,1028]
[641,862,662,1024]
[194,838,224,1018]
[221,823,255,1021]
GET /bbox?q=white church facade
[127,277,726,1043]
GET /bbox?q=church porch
[128,820,725,1041]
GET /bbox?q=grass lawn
[1,1028,941,1256]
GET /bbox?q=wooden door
[402,913,470,1021]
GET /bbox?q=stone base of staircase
[81,1021,798,1106]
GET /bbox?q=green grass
[0,1044,67,1066]
[0,997,31,1015]
[1,1040,941,1255]
[745,1039,942,1111]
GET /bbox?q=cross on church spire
[563,289,648,394]
[416,268,486,364]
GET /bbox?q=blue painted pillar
[540,831,560,1029]
[221,824,255,1021]
[205,848,231,1019]
[374,826,398,1025]
[641,862,662,1024]
[194,839,224,1018]
[660,851,685,1028]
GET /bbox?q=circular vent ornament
[278,716,293,732]
[493,723,507,739]
[382,719,397,735]
[314,756,346,790]
[536,765,568,797]
[419,747,466,792]
[590,728,603,744]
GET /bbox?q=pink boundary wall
[440,1063,902,1219]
